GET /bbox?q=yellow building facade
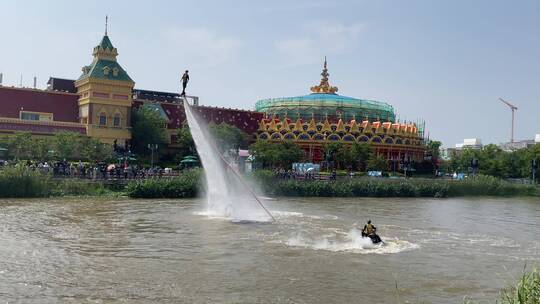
[75,34,134,145]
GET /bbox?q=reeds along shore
[465,267,539,304]
[252,170,540,198]
[1,167,539,199]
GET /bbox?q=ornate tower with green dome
[255,58,395,122]
[75,22,135,145]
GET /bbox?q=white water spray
[183,99,273,222]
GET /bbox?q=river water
[0,197,538,303]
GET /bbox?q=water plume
[183,99,273,222]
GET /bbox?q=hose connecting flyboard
[183,97,276,222]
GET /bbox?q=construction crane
[499,98,518,143]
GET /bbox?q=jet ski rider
[362,220,376,237]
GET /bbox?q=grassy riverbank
[125,170,200,198]
[253,170,540,198]
[0,167,120,198]
[497,267,539,304]
[123,170,539,199]
[1,167,539,199]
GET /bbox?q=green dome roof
[255,93,395,122]
[255,58,395,122]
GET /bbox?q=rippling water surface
[0,197,538,303]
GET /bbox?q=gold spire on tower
[310,57,338,94]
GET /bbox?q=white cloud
[161,27,241,67]
[275,23,364,67]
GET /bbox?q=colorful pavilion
[255,59,426,163]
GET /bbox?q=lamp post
[471,158,479,177]
[532,159,538,185]
[147,144,158,168]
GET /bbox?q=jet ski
[361,231,383,244]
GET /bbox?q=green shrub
[448,175,538,197]
[250,169,276,186]
[255,177,450,198]
[250,171,538,198]
[0,166,52,198]
[466,267,539,304]
[126,169,201,198]
[51,179,113,196]
[500,267,540,304]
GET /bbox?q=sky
[0,0,539,147]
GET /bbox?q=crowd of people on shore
[0,159,176,180]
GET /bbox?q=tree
[209,122,248,154]
[176,122,248,159]
[499,150,526,178]
[32,139,53,161]
[323,142,343,169]
[418,140,442,175]
[367,154,388,172]
[131,107,167,156]
[276,141,304,168]
[54,132,81,160]
[249,140,278,168]
[447,143,540,179]
[350,142,372,171]
[80,137,114,163]
[337,144,354,169]
[176,124,196,158]
[426,140,442,160]
[249,140,304,168]
[8,132,33,160]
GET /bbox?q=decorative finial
[310,57,338,94]
[105,15,108,36]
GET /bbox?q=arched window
[313,133,325,141]
[327,134,341,141]
[284,133,295,140]
[113,114,121,127]
[99,113,107,126]
[371,136,382,143]
[343,135,355,142]
[259,133,269,140]
[358,136,369,142]
[298,133,310,140]
[271,133,282,140]
[384,137,394,144]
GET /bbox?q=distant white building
[499,134,540,151]
[455,138,483,150]
[439,139,483,160]
[499,140,535,151]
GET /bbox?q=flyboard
[182,97,276,222]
